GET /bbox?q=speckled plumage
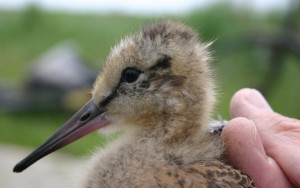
[74,21,255,188]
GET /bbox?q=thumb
[230,88,273,119]
[222,117,293,188]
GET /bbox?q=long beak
[13,99,111,173]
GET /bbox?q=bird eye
[121,67,141,83]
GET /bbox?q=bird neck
[136,105,210,146]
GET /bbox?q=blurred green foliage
[0,3,299,155]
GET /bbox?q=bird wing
[139,160,255,188]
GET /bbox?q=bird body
[14,21,255,188]
[80,130,253,188]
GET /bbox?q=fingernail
[244,89,273,112]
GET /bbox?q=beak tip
[13,164,23,173]
[13,160,28,173]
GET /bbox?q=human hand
[222,88,300,188]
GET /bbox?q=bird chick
[14,21,255,188]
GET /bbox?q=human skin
[222,88,300,188]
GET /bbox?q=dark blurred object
[250,0,300,96]
[0,84,25,112]
[0,41,97,113]
[27,41,95,91]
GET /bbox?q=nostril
[80,112,91,122]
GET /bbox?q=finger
[230,88,273,119]
[265,119,300,186]
[222,117,293,188]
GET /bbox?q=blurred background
[0,0,299,187]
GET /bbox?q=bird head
[13,21,215,172]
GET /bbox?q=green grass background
[0,3,299,155]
